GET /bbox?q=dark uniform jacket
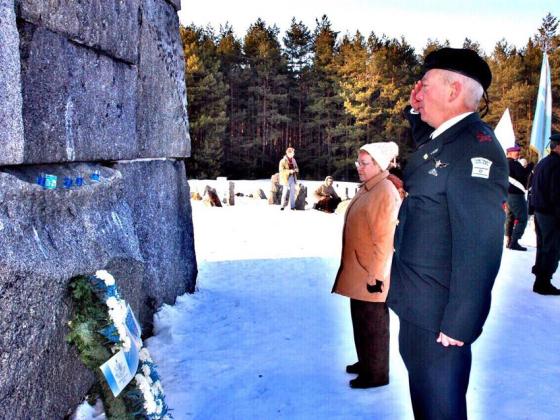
[530,152,560,219]
[508,158,529,194]
[387,112,508,344]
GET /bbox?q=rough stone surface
[137,0,190,158]
[116,159,197,313]
[0,0,24,165]
[0,164,145,419]
[1,1,195,417]
[16,0,140,64]
[19,23,138,164]
[295,183,307,210]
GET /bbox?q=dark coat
[529,152,560,219]
[387,112,508,344]
[507,158,529,194]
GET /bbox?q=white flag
[529,53,552,160]
[494,108,516,153]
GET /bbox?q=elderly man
[387,48,508,419]
[529,133,560,295]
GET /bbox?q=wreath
[67,270,172,419]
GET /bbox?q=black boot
[509,240,527,251]
[346,361,360,374]
[349,375,389,389]
[533,277,560,295]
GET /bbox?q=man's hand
[436,332,464,347]
[410,80,422,111]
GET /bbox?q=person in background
[529,133,560,295]
[388,48,508,419]
[331,142,402,389]
[313,176,341,213]
[279,147,299,210]
[505,145,530,250]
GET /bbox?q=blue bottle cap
[63,176,73,188]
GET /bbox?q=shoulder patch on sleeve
[468,121,495,143]
[471,157,492,179]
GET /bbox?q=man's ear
[448,80,462,101]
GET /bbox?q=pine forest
[181,13,560,181]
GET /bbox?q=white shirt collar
[430,112,473,139]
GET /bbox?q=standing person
[505,145,530,250]
[332,142,401,389]
[529,133,560,295]
[279,147,299,210]
[387,48,508,419]
[313,176,342,213]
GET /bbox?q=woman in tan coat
[332,141,402,388]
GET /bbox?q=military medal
[428,158,449,176]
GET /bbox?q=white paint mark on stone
[65,96,75,161]
[32,227,48,259]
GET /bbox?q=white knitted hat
[359,142,399,170]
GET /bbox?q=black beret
[424,48,492,91]
[550,133,560,145]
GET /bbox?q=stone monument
[0,1,196,417]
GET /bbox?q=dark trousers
[350,299,389,382]
[315,196,342,213]
[507,193,528,241]
[398,319,472,420]
[533,212,560,279]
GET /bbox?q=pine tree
[181,25,228,178]
[283,19,313,151]
[305,15,345,179]
[243,19,290,177]
[216,25,247,178]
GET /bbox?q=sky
[178,0,560,54]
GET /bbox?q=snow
[90,179,560,419]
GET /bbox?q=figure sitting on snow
[202,186,222,207]
[313,176,341,213]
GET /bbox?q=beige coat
[279,156,299,185]
[332,171,401,303]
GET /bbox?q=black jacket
[529,152,560,219]
[388,112,508,344]
[507,158,529,194]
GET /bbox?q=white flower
[142,364,151,377]
[106,296,119,310]
[139,348,152,362]
[144,397,157,415]
[121,335,131,352]
[95,270,115,286]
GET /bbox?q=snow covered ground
[145,179,560,420]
